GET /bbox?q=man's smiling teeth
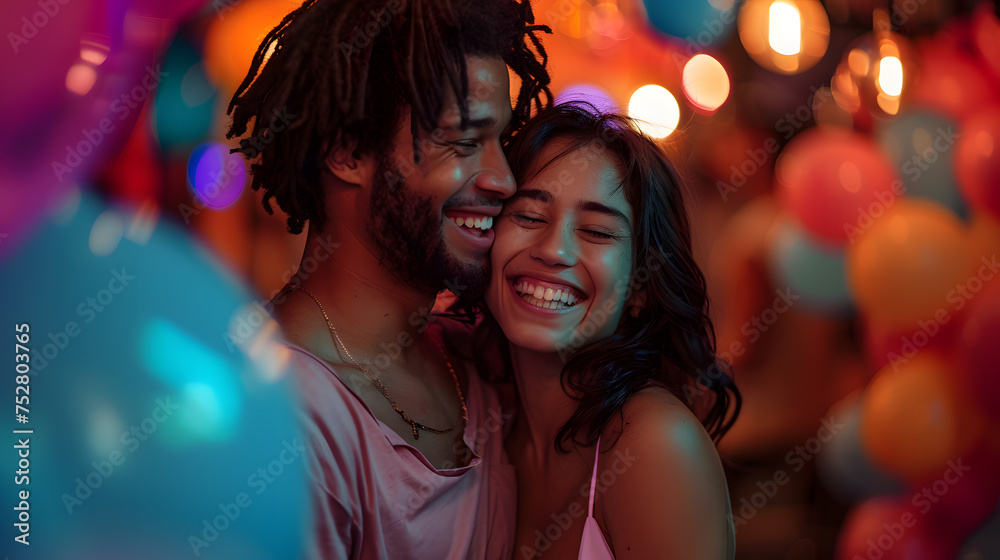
[514,280,579,310]
[451,216,493,230]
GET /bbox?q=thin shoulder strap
[587,435,602,517]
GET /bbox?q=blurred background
[1,0,999,558]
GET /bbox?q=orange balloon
[845,199,973,329]
[859,356,980,482]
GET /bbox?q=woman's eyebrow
[508,188,551,204]
[578,200,631,229]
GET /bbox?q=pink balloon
[777,127,900,247]
[0,0,184,260]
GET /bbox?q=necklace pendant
[411,423,420,440]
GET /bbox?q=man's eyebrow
[441,117,498,131]
[578,200,631,229]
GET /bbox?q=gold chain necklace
[291,285,468,440]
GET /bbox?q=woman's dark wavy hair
[226,0,552,234]
[476,103,741,451]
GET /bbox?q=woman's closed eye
[509,212,545,226]
[581,229,616,240]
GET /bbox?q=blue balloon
[1,191,307,559]
[768,219,853,312]
[640,0,736,45]
[876,110,969,221]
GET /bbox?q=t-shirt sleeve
[288,350,366,559]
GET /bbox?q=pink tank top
[578,435,615,560]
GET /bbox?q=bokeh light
[831,9,918,119]
[768,1,801,56]
[738,0,830,74]
[628,84,680,139]
[682,54,731,114]
[186,143,248,210]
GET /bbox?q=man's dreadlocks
[227,0,551,234]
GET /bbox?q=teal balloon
[153,35,217,153]
[640,0,735,45]
[0,191,307,559]
[876,110,968,220]
[768,219,853,312]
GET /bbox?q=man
[226,0,550,558]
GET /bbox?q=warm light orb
[738,0,829,74]
[682,55,731,114]
[768,1,802,55]
[628,85,680,139]
[877,56,903,96]
[832,9,917,118]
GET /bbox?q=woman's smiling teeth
[450,216,494,230]
[514,279,581,310]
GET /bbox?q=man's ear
[321,140,377,187]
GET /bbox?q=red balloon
[922,444,1000,539]
[837,498,917,560]
[955,280,1000,419]
[777,127,899,247]
[910,37,999,122]
[972,3,1000,86]
[838,497,959,560]
[860,314,961,373]
[955,106,1000,221]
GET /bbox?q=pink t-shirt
[285,335,516,559]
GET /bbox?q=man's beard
[366,158,489,298]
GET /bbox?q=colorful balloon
[776,127,900,247]
[876,110,967,220]
[921,444,1000,540]
[0,0,186,260]
[0,192,307,558]
[153,35,218,153]
[639,0,735,45]
[859,356,979,483]
[954,106,1000,221]
[836,497,919,560]
[816,394,905,503]
[845,199,972,329]
[955,281,1000,420]
[768,217,852,312]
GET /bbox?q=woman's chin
[502,327,570,355]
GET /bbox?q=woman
[480,104,741,559]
